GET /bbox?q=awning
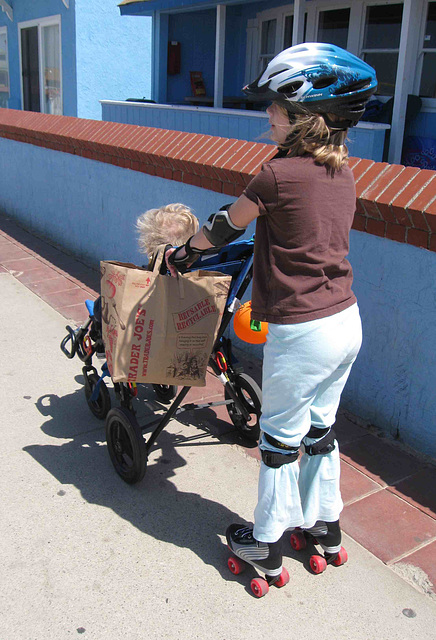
[118,0,251,16]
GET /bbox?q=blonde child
[136,203,199,261]
[95,203,198,330]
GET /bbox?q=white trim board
[0,1,12,22]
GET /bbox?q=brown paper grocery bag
[100,249,231,387]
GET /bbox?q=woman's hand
[165,245,194,276]
[165,247,180,277]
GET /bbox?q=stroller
[60,238,262,484]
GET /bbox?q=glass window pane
[284,15,293,49]
[0,29,9,108]
[363,4,403,50]
[420,52,436,97]
[423,1,436,49]
[317,8,350,49]
[283,13,307,49]
[42,24,62,115]
[364,52,398,95]
[261,19,276,56]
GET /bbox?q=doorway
[19,18,62,115]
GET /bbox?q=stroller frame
[61,239,262,484]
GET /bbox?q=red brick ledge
[1,109,436,251]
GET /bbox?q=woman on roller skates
[166,43,377,595]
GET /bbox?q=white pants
[253,304,362,543]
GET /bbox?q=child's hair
[274,104,349,175]
[136,203,199,258]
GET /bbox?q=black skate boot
[290,520,348,574]
[226,524,289,597]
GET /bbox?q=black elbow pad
[203,210,246,247]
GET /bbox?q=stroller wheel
[152,384,178,404]
[106,407,147,484]
[225,373,261,441]
[84,373,111,420]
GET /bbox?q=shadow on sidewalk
[0,212,100,292]
[24,378,277,593]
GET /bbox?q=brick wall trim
[1,109,436,252]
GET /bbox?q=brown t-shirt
[243,155,357,324]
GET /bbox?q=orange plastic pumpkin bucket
[233,301,268,344]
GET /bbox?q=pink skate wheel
[310,554,327,574]
[290,531,307,551]
[332,547,348,567]
[274,566,290,588]
[228,556,245,575]
[251,577,269,598]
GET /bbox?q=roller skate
[289,520,348,574]
[226,524,290,598]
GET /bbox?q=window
[361,3,403,96]
[317,8,350,49]
[420,1,436,97]
[283,13,308,49]
[19,16,62,115]
[0,27,9,108]
[257,7,307,75]
[259,19,277,70]
[283,15,293,49]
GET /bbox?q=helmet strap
[322,114,353,131]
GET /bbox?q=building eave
[0,0,13,22]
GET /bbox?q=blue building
[113,0,436,166]
[0,0,152,119]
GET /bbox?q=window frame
[18,14,63,115]
[0,25,9,107]
[415,0,436,100]
[248,1,436,112]
[358,1,404,96]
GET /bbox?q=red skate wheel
[274,566,290,588]
[332,547,348,567]
[310,554,327,574]
[290,531,307,551]
[228,556,245,575]
[251,577,269,598]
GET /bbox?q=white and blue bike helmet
[243,43,377,128]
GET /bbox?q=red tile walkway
[1,211,435,595]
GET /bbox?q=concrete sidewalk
[1,215,436,639]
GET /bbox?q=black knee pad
[303,425,336,455]
[261,449,299,468]
[261,433,299,468]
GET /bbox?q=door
[21,26,40,112]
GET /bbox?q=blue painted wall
[167,9,215,104]
[0,0,152,119]
[0,136,250,268]
[344,232,436,457]
[1,134,436,457]
[0,0,76,114]
[101,101,387,161]
[75,0,152,120]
